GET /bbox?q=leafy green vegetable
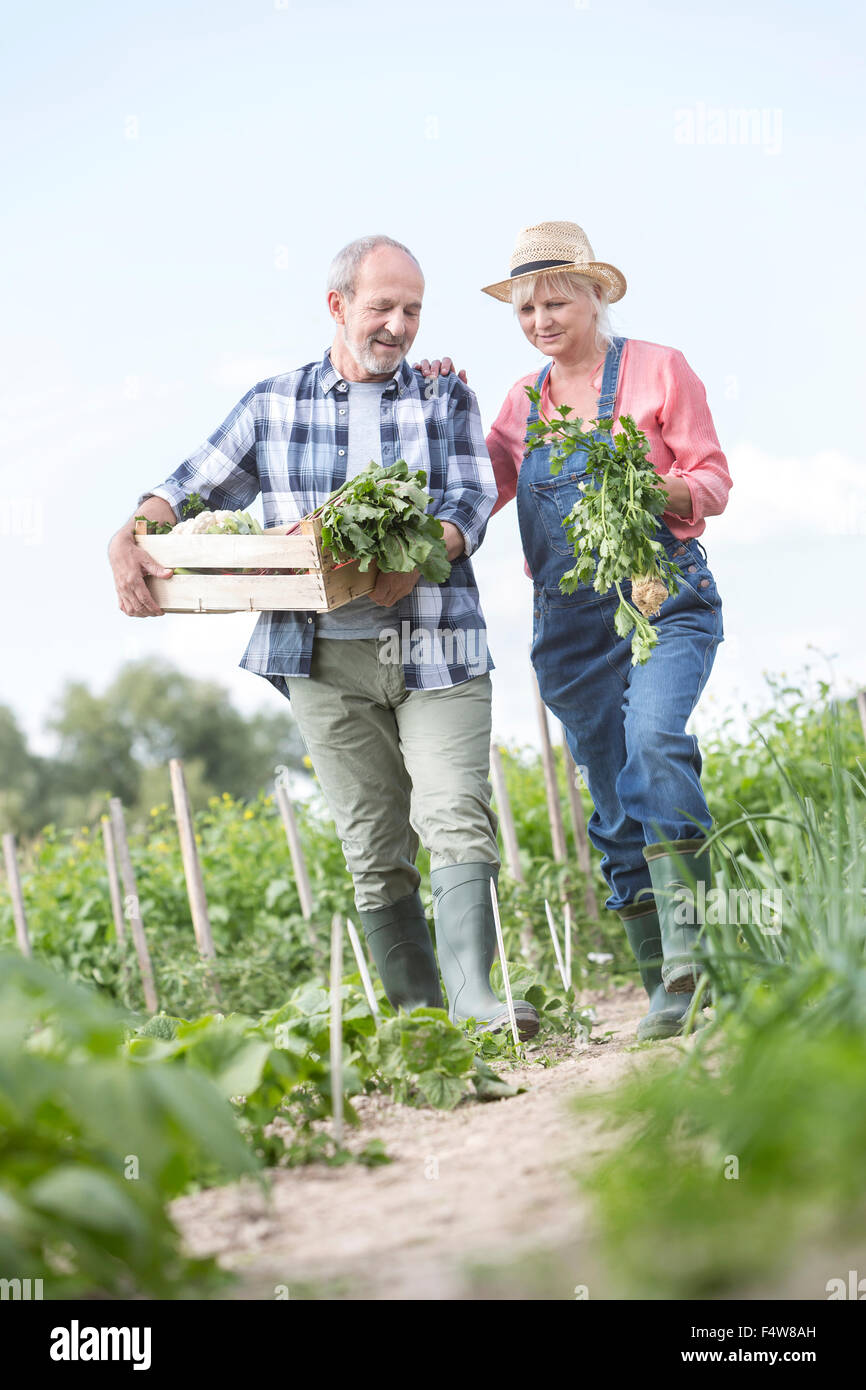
[314,460,451,584]
[0,956,254,1297]
[525,394,683,664]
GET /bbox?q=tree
[0,660,307,841]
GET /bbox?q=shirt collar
[320,348,414,398]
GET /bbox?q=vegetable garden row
[2,672,865,1298]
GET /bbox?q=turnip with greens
[525,392,684,665]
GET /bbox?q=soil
[170,984,693,1300]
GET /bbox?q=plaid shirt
[138,348,497,697]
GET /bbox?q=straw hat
[481,221,626,304]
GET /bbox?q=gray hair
[327,235,423,300]
[511,270,613,354]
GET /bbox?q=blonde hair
[511,270,612,354]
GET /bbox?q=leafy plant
[0,956,256,1297]
[577,1022,866,1298]
[576,702,866,1297]
[524,397,682,664]
[314,460,451,583]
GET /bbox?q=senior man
[108,234,539,1040]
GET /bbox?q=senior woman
[476,221,732,1040]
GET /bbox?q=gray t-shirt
[316,379,400,639]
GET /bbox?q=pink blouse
[486,338,732,568]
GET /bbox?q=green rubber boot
[357,890,444,1012]
[642,837,714,993]
[619,899,705,1041]
[430,862,540,1040]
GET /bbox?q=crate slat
[147,573,328,612]
[134,533,318,568]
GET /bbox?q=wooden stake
[108,798,158,1013]
[168,758,216,960]
[544,898,569,991]
[276,783,314,918]
[489,741,525,884]
[564,899,572,990]
[2,832,32,957]
[533,673,568,863]
[101,815,126,944]
[276,782,321,964]
[345,917,380,1019]
[329,912,344,1147]
[489,878,520,1048]
[560,728,599,920]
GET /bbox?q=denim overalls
[517,336,725,913]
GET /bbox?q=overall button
[673,546,687,556]
[699,579,710,588]
[688,564,697,573]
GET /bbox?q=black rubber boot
[430,862,540,1040]
[642,838,714,993]
[618,899,705,1041]
[357,890,444,1012]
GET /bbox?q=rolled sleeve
[435,381,497,557]
[658,351,732,526]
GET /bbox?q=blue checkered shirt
[138,349,497,698]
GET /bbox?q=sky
[1,0,864,764]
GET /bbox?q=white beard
[342,324,404,376]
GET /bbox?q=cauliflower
[172,509,264,536]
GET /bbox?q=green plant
[577,1023,866,1298]
[0,956,256,1297]
[525,399,682,664]
[314,460,451,582]
[577,700,866,1297]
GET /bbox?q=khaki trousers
[286,638,499,911]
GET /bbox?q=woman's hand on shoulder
[413,356,468,384]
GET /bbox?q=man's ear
[327,290,347,325]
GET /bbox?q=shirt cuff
[436,505,481,558]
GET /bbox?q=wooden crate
[133,516,378,613]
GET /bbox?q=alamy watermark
[674,103,783,156]
[0,496,43,544]
[673,882,782,933]
[1,1277,43,1300]
[378,621,488,675]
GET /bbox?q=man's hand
[109,533,174,617]
[369,521,465,605]
[412,356,468,384]
[369,566,421,606]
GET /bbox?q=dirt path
[172,985,694,1299]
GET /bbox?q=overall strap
[595,336,627,422]
[525,361,553,427]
